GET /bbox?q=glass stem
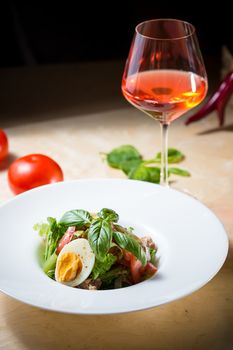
[160,122,169,187]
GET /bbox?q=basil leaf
[120,159,142,175]
[155,148,185,164]
[128,165,150,181]
[168,167,191,177]
[113,231,147,266]
[88,218,112,261]
[106,145,142,169]
[98,208,119,222]
[146,167,160,183]
[92,254,117,280]
[59,209,92,227]
[128,165,160,184]
[113,224,141,243]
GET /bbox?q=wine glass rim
[135,18,196,40]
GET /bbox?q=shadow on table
[0,152,18,171]
[3,247,233,350]
[197,124,233,135]
[0,62,127,128]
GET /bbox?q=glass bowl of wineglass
[122,18,208,186]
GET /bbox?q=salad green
[34,208,158,290]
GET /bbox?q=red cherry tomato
[8,154,64,195]
[0,128,9,162]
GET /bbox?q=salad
[34,208,158,290]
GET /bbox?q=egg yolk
[57,252,82,282]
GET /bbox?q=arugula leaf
[154,148,185,164]
[91,254,117,280]
[113,230,147,266]
[128,165,160,183]
[168,167,191,177]
[98,208,119,222]
[59,209,92,227]
[88,218,113,261]
[106,145,142,169]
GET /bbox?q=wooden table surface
[0,62,232,350]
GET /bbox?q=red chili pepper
[186,71,233,126]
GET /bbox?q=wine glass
[122,19,208,186]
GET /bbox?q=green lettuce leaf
[92,254,117,280]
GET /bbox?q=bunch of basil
[104,145,190,183]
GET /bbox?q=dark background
[0,1,232,68]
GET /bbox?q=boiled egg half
[55,238,95,287]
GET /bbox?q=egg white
[55,238,95,287]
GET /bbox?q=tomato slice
[123,250,132,264]
[123,250,157,284]
[130,256,143,283]
[143,262,157,279]
[56,226,76,255]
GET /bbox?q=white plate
[0,179,228,314]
